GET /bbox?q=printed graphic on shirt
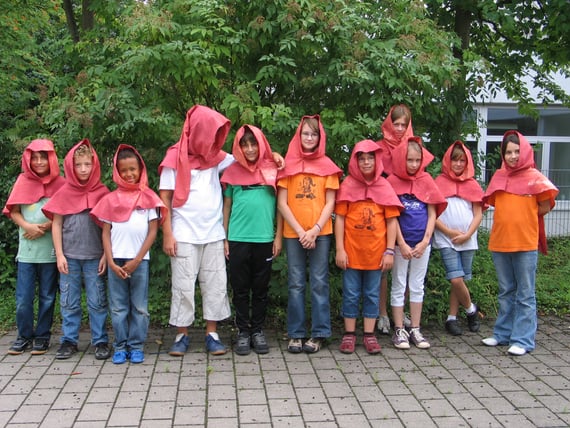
[354,207,376,231]
[295,176,316,199]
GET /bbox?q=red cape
[159,105,231,207]
[42,139,109,219]
[337,139,403,210]
[377,105,414,176]
[220,125,278,191]
[3,139,65,218]
[91,144,166,224]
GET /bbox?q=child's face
[74,154,94,184]
[451,154,467,176]
[393,117,408,141]
[357,152,376,180]
[117,156,141,184]
[240,140,259,164]
[30,151,49,177]
[406,147,422,176]
[300,123,319,153]
[504,142,520,168]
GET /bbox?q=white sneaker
[377,316,390,335]
[508,345,527,356]
[481,337,499,347]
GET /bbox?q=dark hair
[117,148,142,168]
[501,132,520,158]
[239,129,257,146]
[390,104,412,125]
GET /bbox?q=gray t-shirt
[62,209,103,259]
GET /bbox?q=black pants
[228,241,273,333]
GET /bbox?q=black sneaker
[56,341,78,360]
[466,305,481,332]
[31,338,50,355]
[251,331,269,354]
[94,343,111,360]
[445,319,463,336]
[8,337,32,355]
[233,331,251,356]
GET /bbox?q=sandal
[302,337,322,354]
[287,338,303,354]
[363,334,382,354]
[339,334,356,354]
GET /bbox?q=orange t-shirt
[335,200,400,270]
[488,191,550,252]
[278,174,339,238]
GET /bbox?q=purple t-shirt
[398,194,428,247]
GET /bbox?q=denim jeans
[285,235,332,339]
[108,259,149,352]
[59,258,109,345]
[492,251,538,351]
[439,247,475,281]
[341,268,382,319]
[16,262,58,340]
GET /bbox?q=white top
[159,154,234,244]
[104,208,159,260]
[433,197,478,251]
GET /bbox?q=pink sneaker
[339,334,356,354]
[362,335,382,354]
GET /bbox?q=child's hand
[400,243,413,260]
[335,249,348,270]
[272,152,285,170]
[163,234,177,257]
[299,227,318,249]
[451,233,469,245]
[98,255,106,275]
[110,262,129,280]
[411,240,429,258]
[272,239,282,258]
[22,223,46,240]
[122,259,140,275]
[446,228,463,240]
[56,254,68,274]
[380,254,394,272]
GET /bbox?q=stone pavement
[0,316,569,427]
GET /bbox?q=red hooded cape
[337,139,403,210]
[483,130,558,254]
[159,105,231,207]
[435,141,484,203]
[377,105,414,176]
[3,139,65,218]
[277,115,342,180]
[91,144,166,224]
[387,137,447,216]
[42,139,109,219]
[220,125,278,191]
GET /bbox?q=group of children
[3,103,558,362]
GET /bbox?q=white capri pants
[390,244,431,307]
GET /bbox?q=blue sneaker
[205,333,227,355]
[112,350,128,364]
[129,350,144,364]
[169,334,189,356]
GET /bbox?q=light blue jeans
[492,251,538,351]
[59,258,109,346]
[341,268,382,319]
[285,235,332,339]
[108,259,149,352]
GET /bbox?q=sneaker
[251,331,269,354]
[169,334,190,356]
[466,305,481,332]
[377,316,391,335]
[339,334,356,354]
[130,350,145,363]
[234,331,251,356]
[205,333,227,355]
[481,337,499,347]
[8,337,32,355]
[94,343,111,360]
[507,345,527,356]
[287,338,303,354]
[31,338,50,355]
[392,328,410,350]
[409,328,430,349]
[112,350,128,364]
[445,319,463,336]
[302,337,322,354]
[55,341,78,360]
[362,335,382,354]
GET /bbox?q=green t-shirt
[17,197,56,263]
[224,184,276,243]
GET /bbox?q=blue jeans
[16,262,58,340]
[492,251,538,351]
[285,235,332,339]
[341,268,382,319]
[439,247,475,281]
[59,258,109,345]
[108,260,149,352]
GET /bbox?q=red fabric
[3,139,65,218]
[387,137,447,216]
[435,141,484,203]
[42,139,109,219]
[159,105,231,207]
[277,115,342,179]
[220,125,278,190]
[377,105,414,176]
[484,130,558,254]
[91,144,166,224]
[336,139,403,210]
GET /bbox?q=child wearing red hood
[481,131,558,356]
[221,125,283,356]
[277,115,342,354]
[3,139,65,355]
[387,137,446,350]
[335,140,402,354]
[434,141,484,336]
[91,145,166,364]
[42,140,111,360]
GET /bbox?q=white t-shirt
[159,154,234,244]
[104,208,159,260]
[433,196,478,251]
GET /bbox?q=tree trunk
[62,0,80,43]
[82,0,94,32]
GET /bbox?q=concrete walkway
[0,316,569,427]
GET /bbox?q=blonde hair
[451,144,466,161]
[74,143,93,159]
